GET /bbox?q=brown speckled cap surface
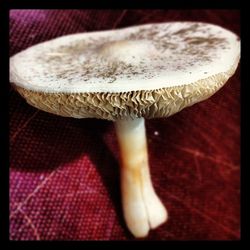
[10,22,240,120]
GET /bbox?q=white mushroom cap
[10,22,240,120]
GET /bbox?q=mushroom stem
[115,117,168,238]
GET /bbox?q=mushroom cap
[10,22,240,120]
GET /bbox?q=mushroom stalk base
[115,117,167,238]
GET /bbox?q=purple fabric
[9,10,240,240]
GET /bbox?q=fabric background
[9,9,240,240]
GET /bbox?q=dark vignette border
[1,0,247,247]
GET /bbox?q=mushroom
[9,22,240,238]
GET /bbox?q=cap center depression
[94,40,158,65]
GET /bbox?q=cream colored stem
[115,117,167,238]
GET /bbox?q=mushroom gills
[115,117,168,237]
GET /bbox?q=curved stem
[115,117,167,238]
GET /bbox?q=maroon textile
[9,10,240,240]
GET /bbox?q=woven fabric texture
[9,9,240,240]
